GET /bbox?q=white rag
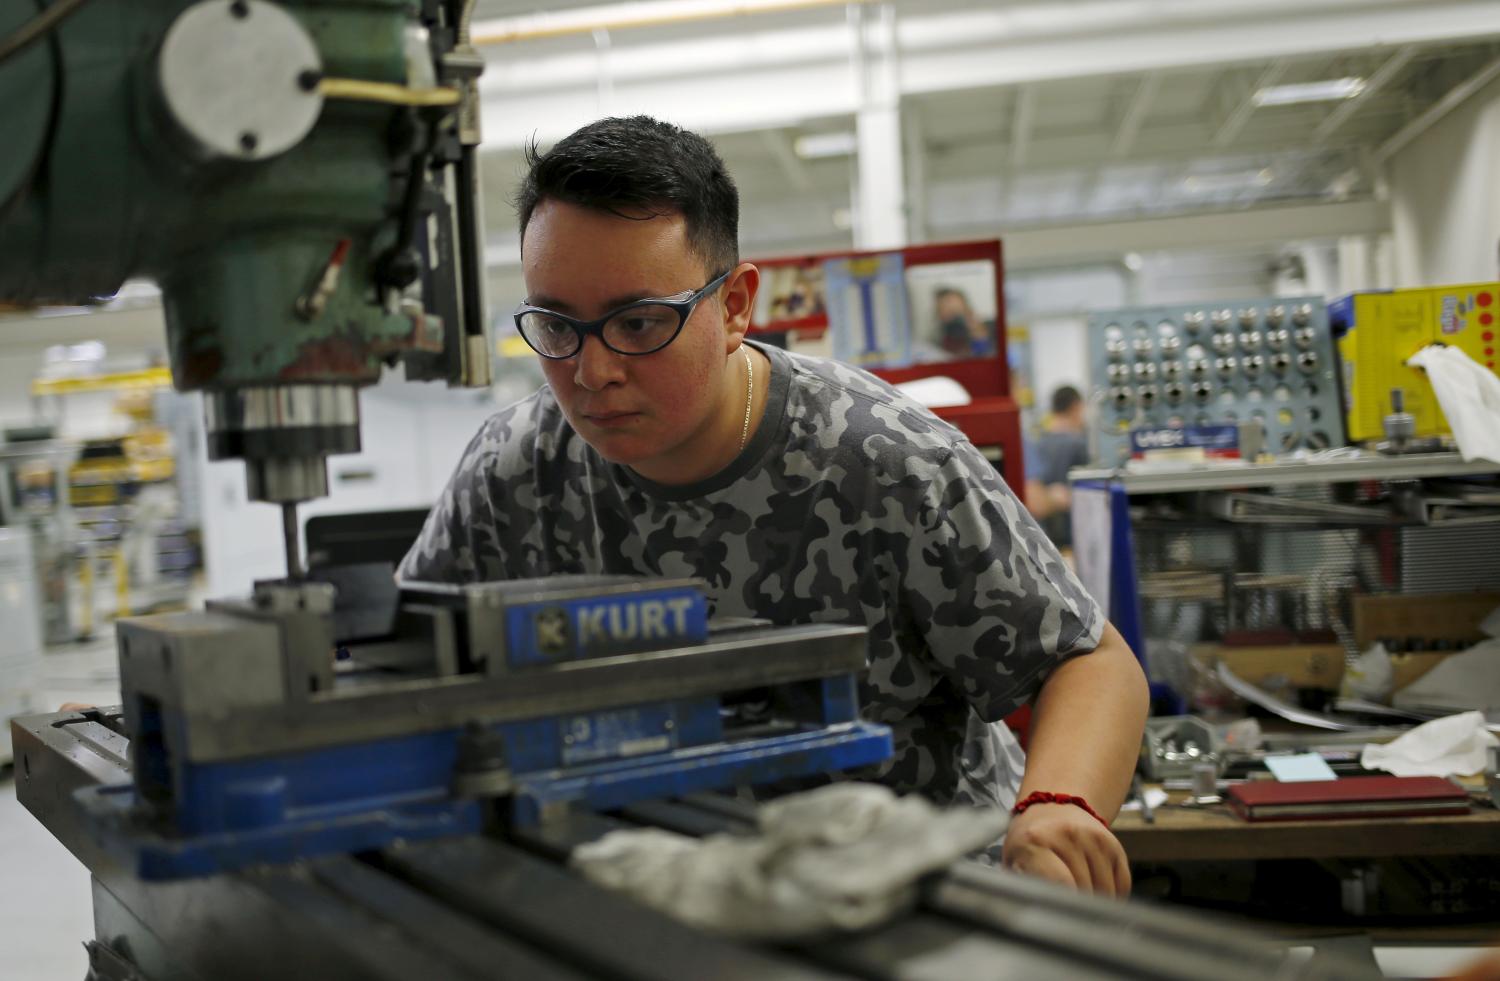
[569,783,1009,940]
[1361,711,1498,777]
[1406,345,1500,463]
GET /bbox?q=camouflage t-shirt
[399,342,1104,808]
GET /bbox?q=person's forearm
[1018,622,1148,820]
[1024,479,1053,519]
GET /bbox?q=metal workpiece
[247,579,339,696]
[11,708,133,872]
[118,610,288,720]
[146,619,873,763]
[156,0,324,162]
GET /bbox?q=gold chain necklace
[739,346,754,452]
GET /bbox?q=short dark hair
[1051,385,1083,415]
[515,116,740,277]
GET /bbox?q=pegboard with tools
[1087,297,1346,466]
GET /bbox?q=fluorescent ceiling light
[473,0,864,44]
[1182,168,1274,193]
[1253,77,1365,107]
[794,131,857,159]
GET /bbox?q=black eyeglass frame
[512,269,733,360]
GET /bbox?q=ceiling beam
[1010,84,1038,171]
[1374,53,1500,163]
[472,0,873,45]
[1213,59,1288,148]
[1111,71,1162,157]
[932,131,1368,179]
[946,198,1393,269]
[1314,45,1420,142]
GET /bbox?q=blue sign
[1130,424,1239,455]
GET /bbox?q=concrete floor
[1,769,95,981]
[3,632,119,981]
[2,633,120,978]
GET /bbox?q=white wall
[0,305,169,440]
[1027,315,1091,410]
[1389,74,1500,286]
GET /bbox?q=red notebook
[1225,776,1470,822]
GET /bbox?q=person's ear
[720,262,761,350]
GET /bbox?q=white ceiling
[466,1,1500,277]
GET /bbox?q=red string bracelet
[1011,791,1109,828]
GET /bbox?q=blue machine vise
[78,576,892,879]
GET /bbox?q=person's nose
[572,334,627,391]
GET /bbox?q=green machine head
[0,0,489,570]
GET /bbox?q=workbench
[1114,789,1500,863]
[1114,785,1500,940]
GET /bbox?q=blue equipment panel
[1086,297,1345,466]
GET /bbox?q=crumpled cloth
[568,783,1009,940]
[1407,344,1500,463]
[1361,710,1498,777]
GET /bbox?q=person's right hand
[1448,947,1500,980]
[58,702,95,712]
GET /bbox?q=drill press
[0,0,491,577]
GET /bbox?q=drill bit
[282,501,303,580]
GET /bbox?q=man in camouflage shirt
[401,116,1148,896]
